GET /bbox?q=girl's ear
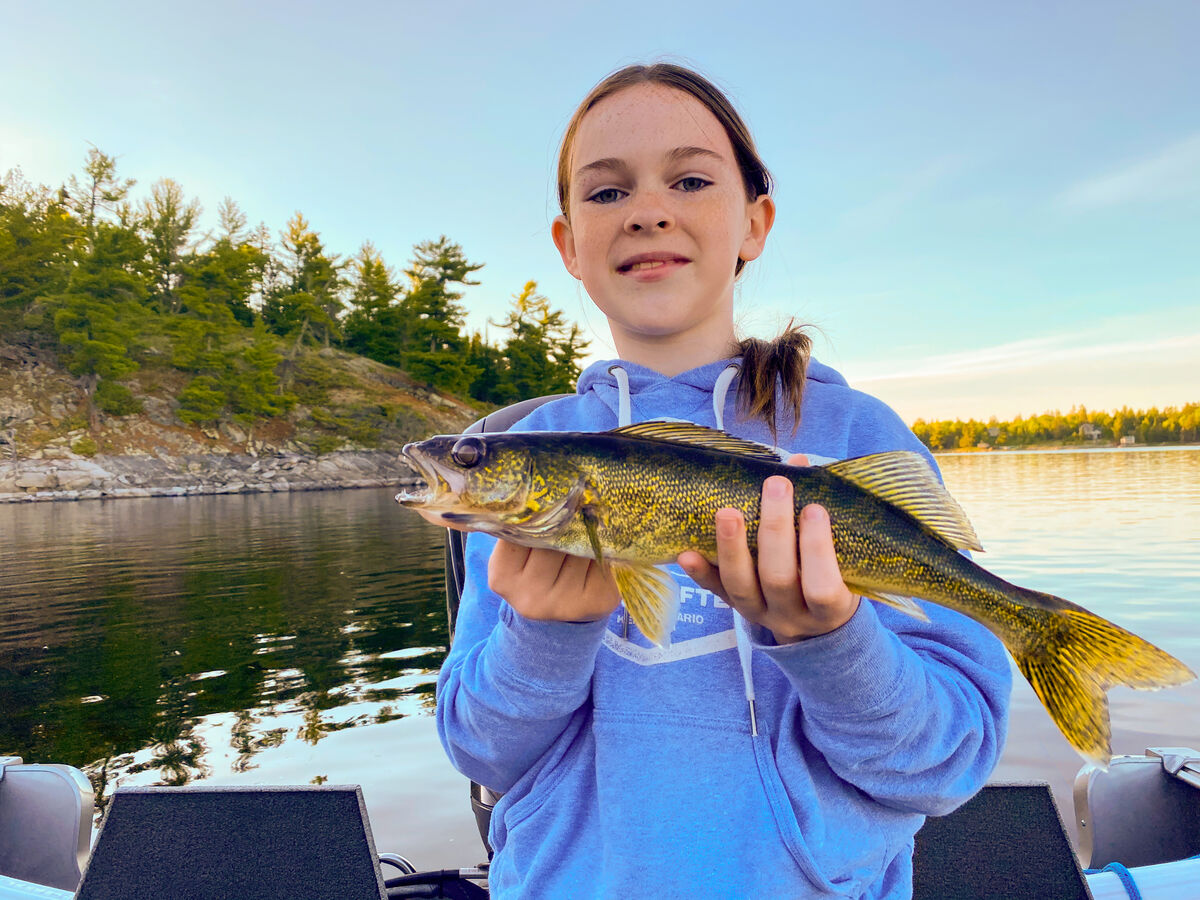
[552,214,582,280]
[739,195,776,264]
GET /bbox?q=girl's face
[552,83,774,372]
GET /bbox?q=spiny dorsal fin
[609,421,784,463]
[825,451,983,551]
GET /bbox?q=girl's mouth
[617,255,690,278]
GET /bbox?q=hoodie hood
[575,355,850,430]
[577,355,849,395]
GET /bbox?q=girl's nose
[623,192,675,233]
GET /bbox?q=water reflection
[0,488,449,814]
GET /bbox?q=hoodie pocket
[592,709,878,897]
[752,730,888,897]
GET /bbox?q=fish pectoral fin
[850,585,931,622]
[824,451,983,552]
[609,421,785,462]
[581,506,609,575]
[609,561,679,648]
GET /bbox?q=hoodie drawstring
[608,365,632,427]
[711,363,739,431]
[714,365,758,736]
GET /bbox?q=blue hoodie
[436,357,1011,899]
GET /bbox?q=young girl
[433,64,1011,898]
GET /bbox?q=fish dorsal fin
[609,421,784,463]
[825,451,983,552]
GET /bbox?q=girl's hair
[556,63,812,436]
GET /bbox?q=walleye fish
[396,420,1194,763]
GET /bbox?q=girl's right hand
[488,540,622,624]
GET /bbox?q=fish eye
[451,436,485,468]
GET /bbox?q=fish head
[397,432,586,539]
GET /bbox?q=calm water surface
[1,447,1197,862]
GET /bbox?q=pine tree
[63,147,136,251]
[466,331,514,405]
[0,170,78,329]
[496,280,588,399]
[400,237,482,393]
[47,222,151,427]
[230,323,294,447]
[342,242,405,366]
[262,212,343,347]
[141,178,202,312]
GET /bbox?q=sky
[3,0,1197,423]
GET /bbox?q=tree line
[912,403,1200,451]
[0,148,588,432]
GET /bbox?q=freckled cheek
[572,228,615,274]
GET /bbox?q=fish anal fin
[610,561,680,648]
[849,583,931,622]
[610,421,785,462]
[825,451,983,551]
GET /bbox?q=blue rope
[1083,862,1143,900]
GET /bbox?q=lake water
[1,446,1197,866]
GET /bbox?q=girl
[432,64,1010,898]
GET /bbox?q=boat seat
[913,782,1091,900]
[0,757,93,892]
[1074,746,1200,869]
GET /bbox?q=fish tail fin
[1015,595,1195,765]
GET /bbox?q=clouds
[1057,132,1200,210]
[846,314,1200,422]
[851,327,1200,384]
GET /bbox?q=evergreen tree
[342,242,405,365]
[63,147,135,250]
[465,330,514,405]
[216,196,248,243]
[400,237,482,394]
[262,212,343,347]
[141,178,202,312]
[0,170,78,329]
[496,280,588,398]
[178,236,267,328]
[230,323,294,445]
[46,222,151,427]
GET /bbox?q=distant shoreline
[933,441,1200,456]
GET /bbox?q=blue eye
[587,187,625,204]
[677,176,711,192]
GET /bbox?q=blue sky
[3,0,1197,422]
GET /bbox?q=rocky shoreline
[0,450,421,503]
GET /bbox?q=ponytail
[734,322,812,442]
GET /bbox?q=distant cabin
[1079,423,1102,440]
[1119,435,1137,446]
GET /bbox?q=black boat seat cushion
[913,783,1092,900]
[75,784,388,900]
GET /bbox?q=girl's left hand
[677,454,860,644]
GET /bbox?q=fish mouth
[395,442,465,508]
